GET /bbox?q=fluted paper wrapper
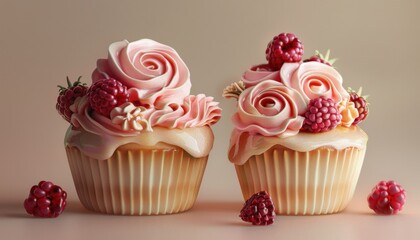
[235,146,366,215]
[66,145,208,215]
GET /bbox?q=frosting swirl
[70,94,221,137]
[92,39,191,107]
[242,64,281,88]
[149,94,222,129]
[232,80,306,137]
[280,62,349,104]
[110,102,152,131]
[70,96,139,137]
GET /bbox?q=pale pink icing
[70,95,221,137]
[232,80,306,138]
[149,94,222,129]
[229,126,368,165]
[241,64,281,88]
[280,62,349,104]
[65,39,221,161]
[70,96,139,137]
[92,39,191,107]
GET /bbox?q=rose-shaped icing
[232,80,306,137]
[280,62,349,104]
[110,102,152,131]
[92,39,191,107]
[242,64,281,88]
[338,98,359,127]
[149,94,221,129]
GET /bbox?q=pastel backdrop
[0,1,419,239]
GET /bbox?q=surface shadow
[0,200,31,219]
[0,199,92,218]
[65,200,92,215]
[192,200,241,213]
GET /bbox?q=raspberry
[239,191,275,225]
[349,89,369,125]
[303,56,331,66]
[302,97,341,133]
[265,33,304,70]
[87,78,129,117]
[56,77,87,122]
[24,181,67,218]
[303,50,337,66]
[367,180,406,215]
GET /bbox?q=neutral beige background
[1,0,419,239]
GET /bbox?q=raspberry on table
[239,191,275,225]
[302,96,342,133]
[265,32,304,70]
[87,78,129,117]
[367,180,406,215]
[56,76,87,122]
[24,181,67,218]
[348,88,369,125]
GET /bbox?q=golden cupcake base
[66,144,208,215]
[235,146,366,215]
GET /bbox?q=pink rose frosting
[242,64,281,88]
[70,94,221,137]
[280,62,349,104]
[92,39,191,107]
[149,94,221,129]
[232,80,306,137]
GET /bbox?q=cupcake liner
[235,146,366,215]
[66,145,208,215]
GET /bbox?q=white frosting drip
[65,126,214,160]
[229,126,368,165]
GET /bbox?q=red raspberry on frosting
[56,77,87,122]
[303,50,337,66]
[265,32,304,70]
[349,88,369,125]
[87,78,129,117]
[302,96,341,133]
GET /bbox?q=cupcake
[223,33,369,215]
[56,39,221,215]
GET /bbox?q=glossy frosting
[148,94,221,128]
[64,39,221,161]
[229,126,368,165]
[232,80,306,137]
[92,39,191,107]
[281,62,349,104]
[65,125,214,160]
[242,64,281,88]
[70,94,220,137]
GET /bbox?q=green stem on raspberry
[66,76,72,88]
